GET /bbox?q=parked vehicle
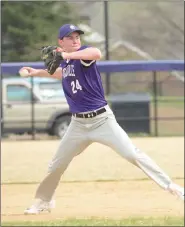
[2,77,71,138]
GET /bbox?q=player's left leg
[90,111,184,200]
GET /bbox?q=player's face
[58,32,81,52]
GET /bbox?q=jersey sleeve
[79,45,96,67]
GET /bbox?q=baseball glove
[41,46,63,75]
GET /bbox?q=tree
[2,1,78,62]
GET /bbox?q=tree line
[2,1,79,62]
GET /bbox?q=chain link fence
[1,0,184,140]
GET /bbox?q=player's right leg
[24,119,91,214]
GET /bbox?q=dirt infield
[2,180,184,222]
[1,137,184,222]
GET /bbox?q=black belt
[73,107,106,118]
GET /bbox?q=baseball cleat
[24,199,55,215]
[168,183,184,200]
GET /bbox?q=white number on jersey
[71,79,82,94]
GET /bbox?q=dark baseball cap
[58,24,84,39]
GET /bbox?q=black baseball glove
[41,46,63,75]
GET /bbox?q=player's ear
[58,39,63,47]
[58,39,64,48]
[58,39,66,52]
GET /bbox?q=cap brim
[66,29,84,37]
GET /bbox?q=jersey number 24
[71,79,82,94]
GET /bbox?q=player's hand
[61,52,69,60]
[19,67,38,77]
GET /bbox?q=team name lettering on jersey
[63,65,75,78]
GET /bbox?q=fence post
[153,71,158,136]
[1,74,4,137]
[104,0,110,95]
[31,77,35,140]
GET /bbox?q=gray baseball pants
[35,105,172,201]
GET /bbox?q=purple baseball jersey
[60,45,107,113]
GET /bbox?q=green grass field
[2,216,184,226]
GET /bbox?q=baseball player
[20,24,184,214]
